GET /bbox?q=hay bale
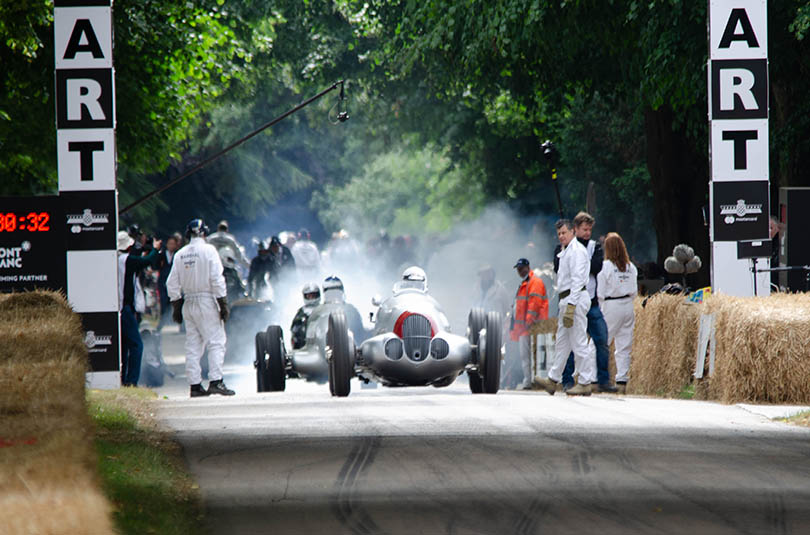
[628,294,702,397]
[528,317,558,336]
[0,291,78,326]
[0,360,88,418]
[0,290,115,533]
[705,294,810,403]
[0,479,114,535]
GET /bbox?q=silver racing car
[254,277,365,392]
[325,267,503,397]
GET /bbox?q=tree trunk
[644,106,710,288]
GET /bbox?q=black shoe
[190,383,209,397]
[596,383,619,393]
[208,379,235,396]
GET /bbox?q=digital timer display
[0,212,51,232]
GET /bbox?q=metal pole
[550,166,564,220]
[120,80,345,215]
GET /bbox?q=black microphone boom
[119,80,347,215]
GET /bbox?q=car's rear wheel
[467,308,486,394]
[265,325,286,392]
[327,311,352,397]
[255,332,267,392]
[481,311,503,394]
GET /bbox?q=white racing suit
[166,237,228,385]
[549,238,596,385]
[291,239,321,279]
[597,259,638,383]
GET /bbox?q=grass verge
[783,410,810,428]
[88,388,206,535]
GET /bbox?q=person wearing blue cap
[510,257,548,389]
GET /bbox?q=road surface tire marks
[332,436,384,535]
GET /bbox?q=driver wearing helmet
[395,266,428,293]
[322,275,367,343]
[291,282,321,349]
[167,218,235,397]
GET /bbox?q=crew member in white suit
[534,219,595,396]
[167,218,234,397]
[597,232,638,394]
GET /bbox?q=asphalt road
[152,327,810,535]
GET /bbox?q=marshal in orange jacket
[510,271,548,341]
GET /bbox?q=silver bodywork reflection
[358,288,473,386]
[288,300,361,380]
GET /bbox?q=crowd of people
[118,210,644,397]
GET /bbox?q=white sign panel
[57,129,116,190]
[54,7,112,69]
[710,0,767,59]
[66,250,119,312]
[711,119,768,181]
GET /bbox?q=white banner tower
[55,0,120,388]
[708,1,770,296]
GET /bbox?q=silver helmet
[397,266,427,293]
[323,275,345,303]
[302,282,321,308]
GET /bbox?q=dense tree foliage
[2,1,809,278]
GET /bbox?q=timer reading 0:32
[0,212,51,232]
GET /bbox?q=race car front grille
[402,313,432,362]
[430,338,449,360]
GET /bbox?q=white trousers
[518,335,532,386]
[602,298,635,383]
[549,291,595,385]
[183,296,226,384]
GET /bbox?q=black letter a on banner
[719,8,759,49]
[63,19,104,60]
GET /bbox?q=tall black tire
[481,311,503,394]
[255,332,267,392]
[327,311,352,397]
[467,308,486,394]
[265,325,286,392]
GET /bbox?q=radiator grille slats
[402,314,432,361]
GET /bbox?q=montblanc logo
[720,199,762,224]
[0,241,31,269]
[67,209,109,234]
[84,330,113,351]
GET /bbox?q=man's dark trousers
[120,304,144,386]
[562,301,609,387]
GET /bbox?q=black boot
[208,379,235,396]
[190,383,209,397]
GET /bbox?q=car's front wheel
[327,311,352,397]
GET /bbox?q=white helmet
[322,275,345,303]
[398,266,427,292]
[301,282,321,308]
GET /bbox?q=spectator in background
[118,230,161,387]
[207,220,250,272]
[157,232,182,331]
[291,228,322,280]
[509,258,548,390]
[769,215,784,288]
[248,240,276,299]
[476,265,517,389]
[597,232,638,395]
[270,236,296,273]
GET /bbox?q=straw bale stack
[703,293,810,403]
[630,292,810,404]
[628,294,702,397]
[0,290,113,534]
